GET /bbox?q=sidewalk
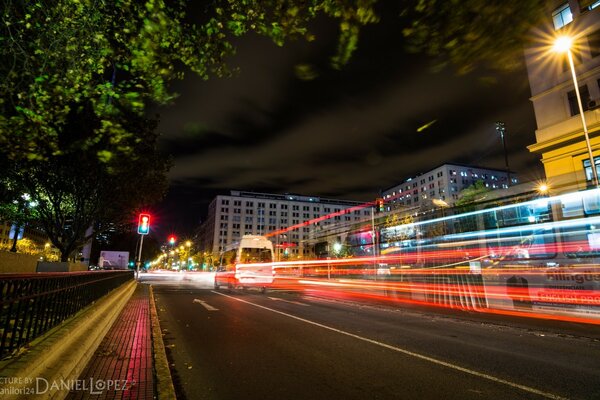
[66,284,154,400]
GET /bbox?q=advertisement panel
[482,265,600,318]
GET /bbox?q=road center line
[212,290,566,400]
[193,298,219,311]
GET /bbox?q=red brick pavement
[66,284,155,400]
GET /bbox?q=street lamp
[537,182,549,195]
[554,35,599,188]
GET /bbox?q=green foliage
[1,0,547,163]
[0,0,381,163]
[455,180,491,206]
[1,0,549,260]
[2,107,170,261]
[401,0,547,74]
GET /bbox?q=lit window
[583,157,600,185]
[552,3,573,30]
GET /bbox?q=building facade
[381,163,517,209]
[526,0,600,192]
[197,191,374,259]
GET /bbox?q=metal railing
[0,270,133,359]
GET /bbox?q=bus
[214,235,275,292]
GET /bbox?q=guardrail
[0,270,134,359]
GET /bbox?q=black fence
[0,270,134,359]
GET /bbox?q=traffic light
[138,213,151,235]
[377,198,384,212]
[168,235,176,245]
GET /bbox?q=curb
[149,285,177,400]
[0,280,137,400]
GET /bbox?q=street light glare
[553,36,572,53]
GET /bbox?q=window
[588,31,600,59]
[579,0,600,11]
[552,3,573,30]
[568,86,591,116]
[583,157,600,185]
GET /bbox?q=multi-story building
[197,191,374,259]
[525,0,600,192]
[381,163,517,209]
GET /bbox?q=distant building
[525,0,600,192]
[380,163,518,210]
[196,191,374,259]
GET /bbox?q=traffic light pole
[136,234,144,278]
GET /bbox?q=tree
[1,0,547,259]
[455,180,491,207]
[3,106,169,261]
[401,0,547,74]
[1,0,546,162]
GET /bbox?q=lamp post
[554,36,599,188]
[495,121,511,186]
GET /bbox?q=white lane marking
[267,296,309,306]
[193,298,219,311]
[212,291,566,400]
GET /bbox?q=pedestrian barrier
[0,270,134,359]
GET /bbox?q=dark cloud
[154,10,541,234]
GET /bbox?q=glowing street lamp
[554,35,599,188]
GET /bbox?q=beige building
[196,191,374,260]
[526,0,600,192]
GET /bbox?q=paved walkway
[67,284,155,400]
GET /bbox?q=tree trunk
[9,224,20,252]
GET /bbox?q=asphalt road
[145,273,600,400]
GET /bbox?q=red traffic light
[138,213,151,235]
[168,235,176,245]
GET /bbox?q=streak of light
[416,119,437,132]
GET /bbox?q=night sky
[153,10,544,236]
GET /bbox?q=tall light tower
[496,121,511,186]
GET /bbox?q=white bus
[214,235,275,292]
